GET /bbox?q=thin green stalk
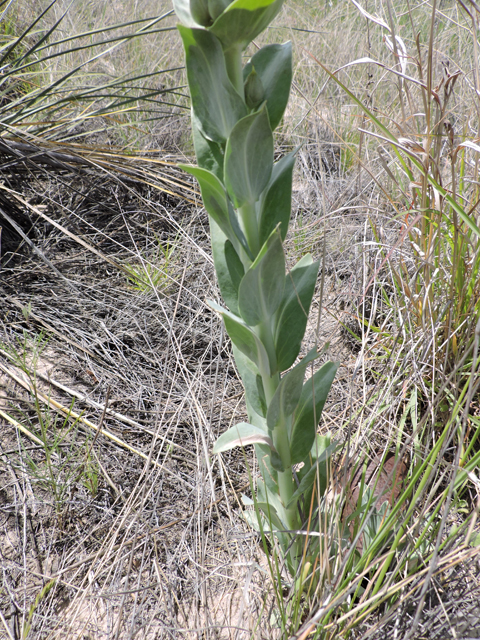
[256,321,298,530]
[256,320,278,388]
[239,203,260,258]
[277,469,296,519]
[224,44,244,98]
[370,406,460,598]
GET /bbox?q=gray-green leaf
[242,495,285,532]
[232,345,266,418]
[243,42,292,130]
[192,108,224,179]
[213,422,275,453]
[210,220,239,313]
[190,0,211,25]
[224,240,244,295]
[258,151,295,245]
[255,447,278,496]
[180,164,232,238]
[179,26,246,144]
[209,300,271,375]
[290,361,339,465]
[210,0,285,52]
[224,105,273,208]
[274,254,320,371]
[172,0,201,26]
[238,227,285,326]
[267,346,323,429]
[180,164,250,257]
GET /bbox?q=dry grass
[1,0,480,638]
[0,147,270,638]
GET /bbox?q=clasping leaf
[243,42,292,130]
[274,254,320,371]
[232,345,266,417]
[213,421,276,453]
[238,227,285,326]
[179,26,246,144]
[210,0,285,51]
[179,164,250,256]
[258,151,295,245]
[173,0,207,26]
[224,105,273,208]
[208,300,272,375]
[192,109,224,179]
[209,221,242,313]
[267,345,325,429]
[290,361,339,464]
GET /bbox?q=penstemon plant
[172,0,338,580]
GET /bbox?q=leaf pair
[203,148,295,314]
[180,25,291,148]
[212,345,338,472]
[183,140,294,309]
[181,164,251,259]
[208,245,321,378]
[173,0,285,52]
[243,43,292,130]
[274,254,320,371]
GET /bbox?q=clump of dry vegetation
[1,1,480,638]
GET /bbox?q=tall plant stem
[224,45,244,98]
[257,320,298,537]
[175,0,338,587]
[257,320,277,386]
[239,203,260,258]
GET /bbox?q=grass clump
[123,233,179,293]
[1,332,100,524]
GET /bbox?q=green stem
[256,319,299,544]
[274,422,300,564]
[275,428,294,500]
[239,203,260,258]
[224,44,244,98]
[257,320,277,385]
